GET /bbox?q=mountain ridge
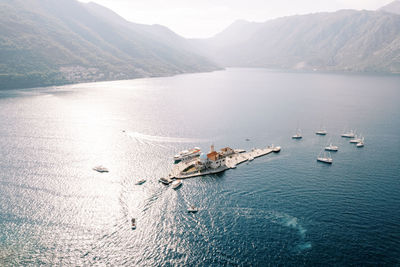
[0,0,220,90]
[193,8,400,74]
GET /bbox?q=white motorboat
[357,138,365,147]
[317,151,333,164]
[174,147,201,163]
[325,144,338,151]
[136,179,146,185]
[159,177,173,185]
[187,205,198,213]
[272,146,281,152]
[93,165,109,173]
[172,180,182,190]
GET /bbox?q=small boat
[136,179,146,185]
[273,146,281,152]
[357,138,364,147]
[292,128,302,139]
[245,138,250,141]
[174,147,201,163]
[316,122,327,135]
[341,130,355,138]
[316,129,327,135]
[187,205,198,213]
[325,144,338,151]
[131,218,136,230]
[350,135,363,144]
[317,151,333,164]
[92,165,109,173]
[172,180,182,190]
[292,132,302,139]
[248,157,254,161]
[159,177,173,185]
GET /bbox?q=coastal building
[181,145,228,175]
[206,150,226,169]
[220,147,235,157]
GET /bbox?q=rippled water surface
[0,68,399,265]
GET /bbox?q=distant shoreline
[2,67,400,91]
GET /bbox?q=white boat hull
[317,158,333,164]
[172,180,182,189]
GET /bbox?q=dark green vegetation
[193,5,400,74]
[0,0,219,90]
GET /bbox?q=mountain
[380,0,400,15]
[194,9,400,74]
[0,0,219,90]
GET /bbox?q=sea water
[0,68,399,265]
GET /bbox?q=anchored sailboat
[317,151,333,164]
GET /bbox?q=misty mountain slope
[196,9,400,73]
[0,0,219,89]
[380,0,400,14]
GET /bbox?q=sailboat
[316,129,327,135]
[325,143,338,151]
[325,138,338,151]
[316,124,327,135]
[292,127,302,139]
[350,134,363,144]
[341,129,355,138]
[317,151,333,164]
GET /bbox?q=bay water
[0,68,399,265]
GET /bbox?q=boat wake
[126,131,209,144]
[237,208,312,252]
[269,211,312,252]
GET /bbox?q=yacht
[341,130,355,138]
[172,180,182,190]
[93,165,109,173]
[136,179,146,185]
[131,218,136,230]
[317,151,333,164]
[159,177,173,185]
[325,144,338,151]
[187,205,199,213]
[174,147,201,163]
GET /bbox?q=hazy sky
[79,0,394,38]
